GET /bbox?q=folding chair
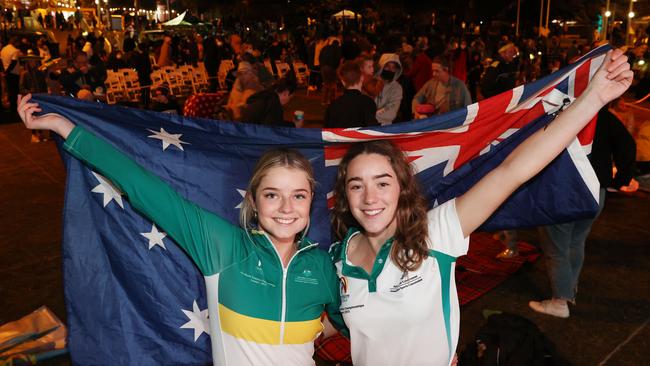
[275,61,291,79]
[150,70,166,89]
[149,70,166,99]
[105,70,126,104]
[192,65,209,93]
[293,61,310,85]
[177,65,197,95]
[159,66,184,96]
[120,68,141,103]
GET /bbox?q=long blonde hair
[239,148,316,234]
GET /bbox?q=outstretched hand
[17,94,75,138]
[587,49,634,106]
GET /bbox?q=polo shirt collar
[339,227,394,292]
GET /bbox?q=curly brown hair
[331,140,430,272]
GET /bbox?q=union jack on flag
[34,44,609,365]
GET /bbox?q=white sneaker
[529,299,569,318]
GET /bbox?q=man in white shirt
[1,37,22,113]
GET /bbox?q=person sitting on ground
[412,56,472,118]
[226,61,262,120]
[240,74,298,127]
[324,60,377,128]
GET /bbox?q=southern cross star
[140,224,167,250]
[147,127,189,151]
[180,300,210,342]
[91,172,124,208]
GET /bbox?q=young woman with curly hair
[328,49,632,366]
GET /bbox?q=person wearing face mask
[374,53,403,126]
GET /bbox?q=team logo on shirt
[255,259,263,273]
[389,273,423,292]
[295,268,319,285]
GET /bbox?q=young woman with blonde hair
[17,94,344,366]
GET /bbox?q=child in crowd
[324,60,377,128]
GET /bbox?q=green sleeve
[63,126,243,276]
[323,256,349,338]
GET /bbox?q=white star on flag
[91,172,124,208]
[140,224,167,250]
[180,300,210,342]
[147,127,189,151]
[234,189,247,209]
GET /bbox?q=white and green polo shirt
[330,199,469,366]
[64,127,346,366]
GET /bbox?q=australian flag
[33,45,609,365]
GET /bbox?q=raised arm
[456,49,633,237]
[18,94,242,275]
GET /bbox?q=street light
[628,11,635,18]
[605,10,611,17]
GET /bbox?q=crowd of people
[2,12,648,129]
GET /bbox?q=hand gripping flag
[34,45,609,365]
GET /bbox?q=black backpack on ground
[459,312,567,366]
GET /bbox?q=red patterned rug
[314,232,540,363]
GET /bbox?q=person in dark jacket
[241,75,297,127]
[530,106,637,318]
[203,36,222,92]
[480,43,519,99]
[319,39,342,105]
[324,60,377,128]
[60,52,103,96]
[124,38,152,107]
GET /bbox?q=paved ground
[0,92,648,365]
